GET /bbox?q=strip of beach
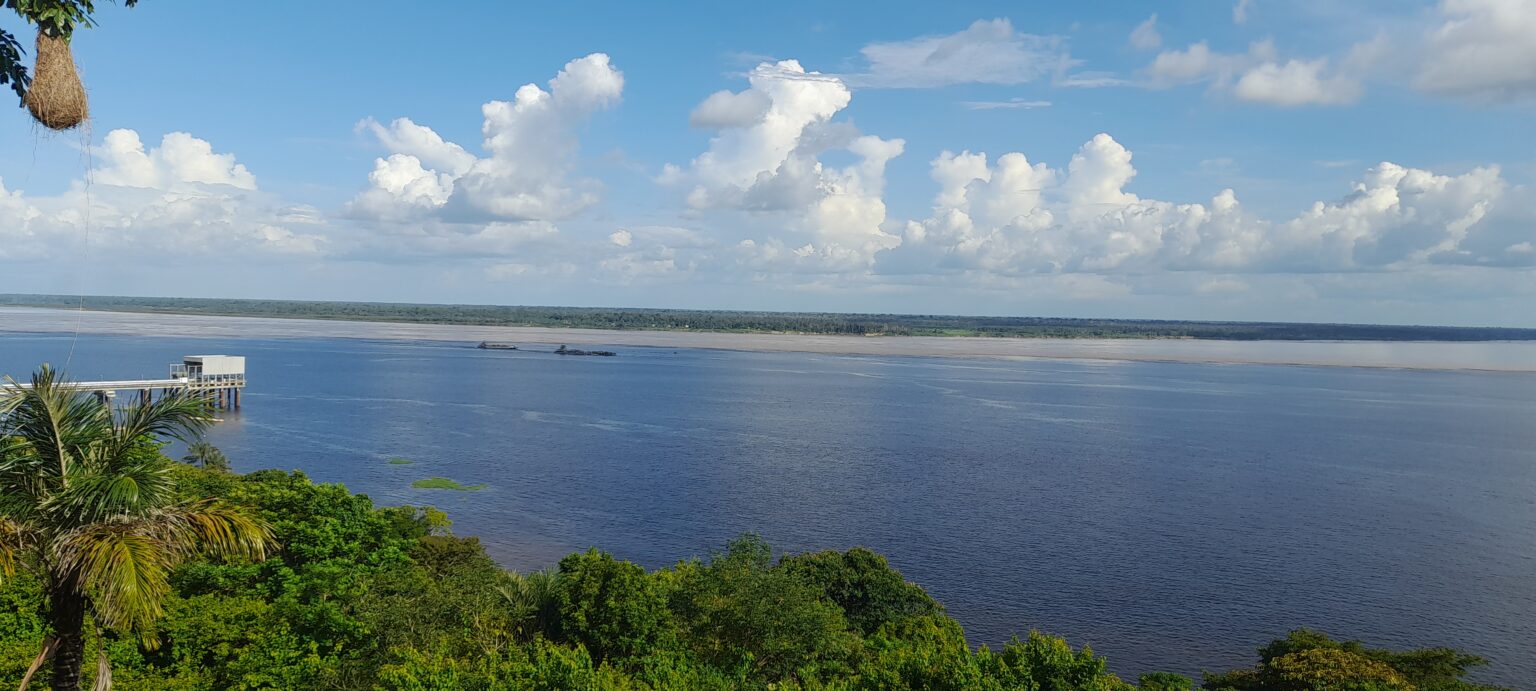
[2,306,1534,372]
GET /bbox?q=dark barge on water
[477,342,615,356]
[555,345,616,357]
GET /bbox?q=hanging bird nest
[24,31,88,131]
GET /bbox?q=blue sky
[1,0,1533,325]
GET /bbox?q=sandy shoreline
[2,306,1534,371]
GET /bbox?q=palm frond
[16,636,57,691]
[0,516,35,580]
[0,434,48,520]
[164,499,274,563]
[51,520,175,632]
[107,393,210,462]
[0,365,113,485]
[42,454,178,529]
[49,498,274,633]
[91,650,112,691]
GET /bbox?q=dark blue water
[4,332,1534,685]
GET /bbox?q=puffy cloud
[358,117,475,175]
[1147,39,1361,106]
[682,61,849,200]
[689,89,772,128]
[671,60,905,270]
[351,53,624,222]
[1146,40,1267,86]
[1416,0,1536,101]
[1271,162,1512,269]
[1233,58,1361,106]
[0,130,324,263]
[1130,15,1162,51]
[891,134,1525,277]
[1145,1,1536,107]
[845,19,1071,88]
[351,154,456,221]
[0,178,48,260]
[96,130,256,190]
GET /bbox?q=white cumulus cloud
[1233,58,1361,106]
[96,130,257,190]
[1,130,323,262]
[351,53,624,222]
[1416,0,1536,101]
[890,134,1525,277]
[1147,39,1362,106]
[671,60,905,271]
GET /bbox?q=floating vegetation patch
[411,477,486,491]
[387,457,414,465]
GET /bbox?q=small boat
[478,342,518,350]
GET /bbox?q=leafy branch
[0,28,24,103]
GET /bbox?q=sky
[1,0,1533,326]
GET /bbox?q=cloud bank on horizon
[0,0,1532,326]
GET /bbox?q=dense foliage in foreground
[0,465,1510,689]
[7,294,1536,341]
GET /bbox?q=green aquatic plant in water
[387,457,414,465]
[411,477,486,491]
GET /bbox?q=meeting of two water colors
[1,331,1533,685]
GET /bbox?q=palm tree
[0,365,275,691]
[182,440,230,473]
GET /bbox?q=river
[0,317,1533,684]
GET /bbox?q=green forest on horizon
[3,294,1534,342]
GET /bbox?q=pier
[16,355,247,410]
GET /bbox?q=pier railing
[8,356,248,410]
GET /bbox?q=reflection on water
[2,331,1535,685]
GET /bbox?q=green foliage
[553,548,674,664]
[388,457,414,465]
[976,631,1133,691]
[182,440,231,472]
[0,29,23,104]
[500,569,559,641]
[0,569,46,683]
[1267,649,1412,690]
[669,535,857,685]
[1139,670,1196,690]
[850,614,989,691]
[1206,629,1508,691]
[778,547,942,635]
[411,476,487,491]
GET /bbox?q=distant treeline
[4,293,1534,341]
